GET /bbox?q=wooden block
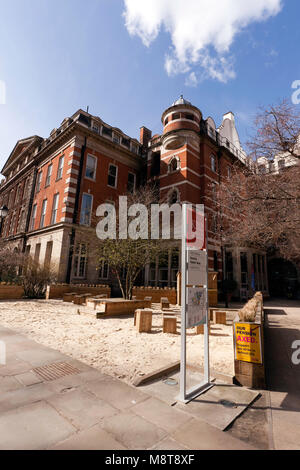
[163,316,177,334]
[161,297,170,310]
[195,322,210,335]
[63,293,77,303]
[214,310,227,325]
[73,295,85,305]
[135,309,153,333]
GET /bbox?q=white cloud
[185,72,198,88]
[123,0,282,83]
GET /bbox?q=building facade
[0,97,270,298]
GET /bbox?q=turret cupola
[161,95,202,150]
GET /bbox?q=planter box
[0,285,24,300]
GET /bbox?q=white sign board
[187,250,207,286]
[186,287,206,328]
[179,204,213,403]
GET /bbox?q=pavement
[0,298,299,450]
[0,324,254,450]
[264,299,300,450]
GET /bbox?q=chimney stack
[140,126,152,148]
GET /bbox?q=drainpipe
[65,137,87,283]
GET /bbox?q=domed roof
[172,95,192,106]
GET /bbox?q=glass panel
[80,194,92,225]
[86,155,96,179]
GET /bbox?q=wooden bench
[95,299,153,317]
[73,294,92,305]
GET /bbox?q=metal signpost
[178,203,214,403]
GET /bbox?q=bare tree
[21,256,57,298]
[0,245,23,283]
[95,185,170,299]
[248,99,300,161]
[218,157,300,264]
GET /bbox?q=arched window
[168,188,180,205]
[168,156,180,173]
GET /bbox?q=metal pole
[204,216,210,384]
[179,203,187,402]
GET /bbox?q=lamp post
[0,205,8,236]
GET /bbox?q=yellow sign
[234,323,262,364]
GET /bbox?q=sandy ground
[0,300,234,384]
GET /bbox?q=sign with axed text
[234,323,262,364]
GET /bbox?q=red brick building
[0,98,270,298]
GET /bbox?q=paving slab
[101,411,167,450]
[139,370,203,406]
[0,401,76,450]
[47,369,104,394]
[172,418,255,450]
[15,371,43,387]
[175,384,259,431]
[85,378,149,410]
[131,397,192,433]
[151,437,189,451]
[0,375,23,393]
[46,389,119,430]
[50,425,127,450]
[15,348,69,367]
[0,382,55,413]
[0,358,33,377]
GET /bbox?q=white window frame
[40,199,47,228]
[36,172,42,192]
[80,193,93,226]
[51,193,59,225]
[99,261,109,280]
[85,154,97,181]
[73,243,88,279]
[30,204,37,231]
[107,164,118,189]
[45,164,53,187]
[56,155,65,180]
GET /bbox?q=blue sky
[0,0,299,169]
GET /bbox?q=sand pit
[0,300,234,384]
